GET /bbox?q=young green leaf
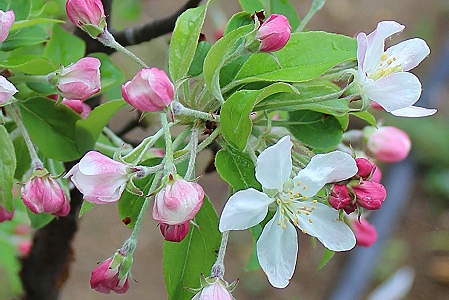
[0,125,16,210]
[44,24,85,66]
[317,248,335,270]
[238,0,265,12]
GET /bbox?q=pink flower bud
[365,126,411,163]
[159,221,190,242]
[66,0,106,36]
[328,184,352,210]
[371,163,382,183]
[353,180,386,210]
[352,218,378,247]
[0,10,15,42]
[0,75,18,105]
[355,158,375,179]
[0,206,14,222]
[121,68,174,112]
[90,256,130,294]
[65,151,131,204]
[256,14,291,52]
[61,99,91,118]
[194,281,234,300]
[54,57,101,101]
[21,174,70,217]
[152,177,204,225]
[18,240,32,256]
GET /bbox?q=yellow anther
[302,186,307,190]
[305,211,311,215]
[276,198,281,204]
[311,206,316,210]
[303,206,307,210]
[282,224,287,229]
[297,181,301,186]
[380,52,388,60]
[281,209,285,214]
[313,200,317,203]
[301,196,308,200]
[308,218,313,223]
[293,221,298,226]
[278,221,281,225]
[289,190,293,194]
[295,193,300,197]
[302,229,307,234]
[287,200,291,204]
[289,196,294,199]
[297,210,301,214]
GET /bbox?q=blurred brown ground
[60,0,449,299]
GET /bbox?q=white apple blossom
[356,20,436,117]
[219,136,357,288]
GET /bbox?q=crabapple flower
[0,206,14,222]
[256,14,292,52]
[192,279,235,300]
[90,253,131,294]
[65,151,137,204]
[353,180,386,210]
[66,0,106,37]
[356,21,436,117]
[152,176,204,225]
[219,136,357,288]
[122,68,174,112]
[0,75,18,105]
[52,57,101,100]
[21,171,70,217]
[364,126,411,163]
[159,222,190,242]
[351,218,378,247]
[355,158,376,179]
[0,10,15,42]
[61,99,91,118]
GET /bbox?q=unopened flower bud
[61,99,92,118]
[353,180,386,210]
[0,10,15,42]
[355,158,375,179]
[371,164,382,183]
[18,240,32,256]
[351,218,378,247]
[66,0,106,37]
[121,68,174,112]
[0,206,14,222]
[364,126,411,163]
[90,253,130,294]
[0,75,18,106]
[192,280,235,300]
[256,14,291,52]
[159,221,190,242]
[328,184,352,210]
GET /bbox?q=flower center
[367,52,403,80]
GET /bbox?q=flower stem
[210,231,230,278]
[185,127,199,181]
[161,113,176,174]
[172,101,220,122]
[8,75,49,86]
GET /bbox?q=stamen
[297,181,301,186]
[313,200,317,203]
[282,224,287,229]
[302,229,307,234]
[276,198,281,204]
[302,185,307,190]
[311,206,316,210]
[380,52,388,61]
[305,211,311,215]
[308,218,313,223]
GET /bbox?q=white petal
[386,38,430,71]
[390,106,437,117]
[292,151,357,197]
[219,188,273,232]
[363,72,422,111]
[255,136,292,191]
[356,32,368,76]
[296,202,356,251]
[257,210,298,288]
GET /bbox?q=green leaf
[317,248,335,270]
[0,125,16,211]
[224,11,254,35]
[270,0,301,31]
[221,82,298,149]
[12,136,31,181]
[89,52,125,94]
[44,24,85,66]
[203,24,254,101]
[215,147,261,191]
[234,32,356,83]
[18,97,82,161]
[10,18,64,31]
[238,0,264,12]
[1,26,50,51]
[75,99,127,155]
[26,209,54,228]
[163,196,221,300]
[351,111,377,127]
[187,41,211,77]
[79,200,95,218]
[287,110,343,150]
[169,3,208,82]
[0,55,56,74]
[0,0,31,21]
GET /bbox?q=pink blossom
[159,221,190,242]
[365,126,411,163]
[192,281,234,300]
[122,68,174,112]
[328,184,352,210]
[61,99,91,118]
[353,180,386,210]
[352,218,378,247]
[66,0,106,36]
[0,10,14,42]
[65,151,131,204]
[371,164,382,183]
[21,174,70,217]
[256,14,291,52]
[54,57,101,101]
[0,206,14,222]
[355,157,375,179]
[90,257,130,294]
[18,240,32,256]
[0,75,18,105]
[152,177,204,225]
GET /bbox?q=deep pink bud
[18,240,32,256]
[159,221,190,242]
[0,206,14,222]
[194,281,234,300]
[353,180,386,210]
[65,151,130,204]
[121,68,174,112]
[54,57,101,101]
[0,10,15,42]
[365,126,411,163]
[371,163,382,183]
[61,99,91,118]
[21,174,70,217]
[90,257,130,294]
[66,0,106,36]
[352,218,378,247]
[0,75,18,105]
[152,177,204,225]
[328,184,352,210]
[256,14,291,52]
[355,158,375,179]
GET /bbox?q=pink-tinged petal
[363,21,405,73]
[255,136,292,191]
[292,151,357,197]
[72,172,127,204]
[390,106,437,117]
[356,32,368,81]
[78,151,127,175]
[296,202,356,251]
[352,218,378,247]
[257,209,297,288]
[363,72,422,112]
[0,10,15,42]
[0,75,18,104]
[219,188,273,232]
[200,282,234,300]
[386,38,430,71]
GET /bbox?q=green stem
[161,113,176,174]
[172,125,193,151]
[296,0,326,32]
[172,101,220,122]
[122,125,169,164]
[8,75,49,86]
[185,127,199,181]
[210,231,229,278]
